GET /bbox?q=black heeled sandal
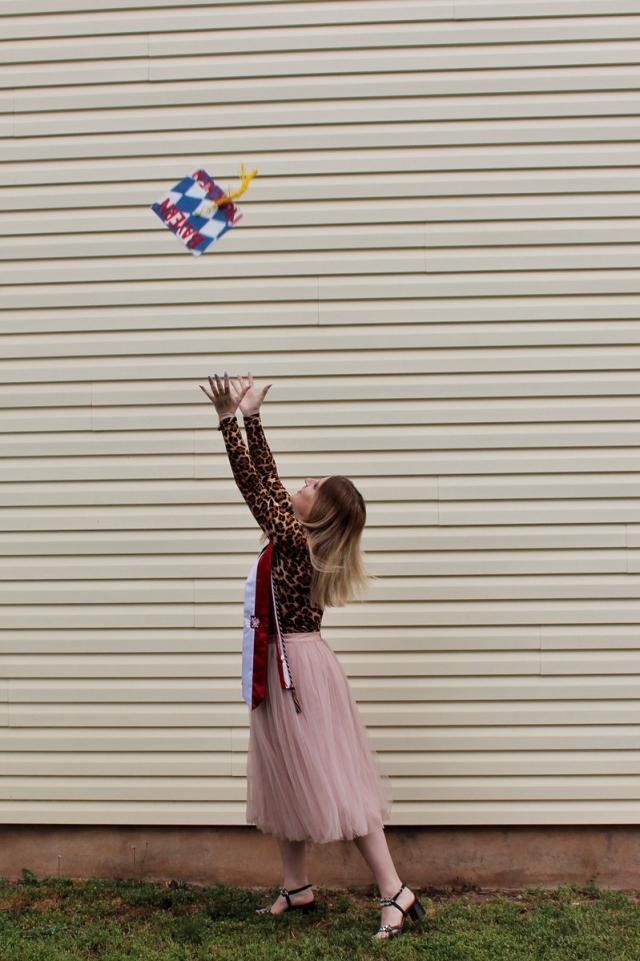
[256,882,317,915]
[374,881,426,939]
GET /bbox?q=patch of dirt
[27,896,64,913]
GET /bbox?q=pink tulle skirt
[245,630,393,843]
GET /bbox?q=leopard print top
[218,411,324,633]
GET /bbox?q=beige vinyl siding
[0,0,639,826]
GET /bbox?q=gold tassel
[291,689,302,714]
[198,164,258,217]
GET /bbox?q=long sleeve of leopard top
[242,411,291,507]
[217,413,309,556]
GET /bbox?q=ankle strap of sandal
[280,882,312,909]
[378,882,408,914]
[282,883,312,895]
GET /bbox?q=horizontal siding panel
[3,41,640,90]
[0,249,427,285]
[0,0,403,11]
[0,0,636,16]
[0,779,248,801]
[9,68,640,114]
[0,398,638,428]
[148,44,640,83]
[9,272,640,310]
[1,197,638,230]
[13,92,640,139]
[2,648,640,677]
[0,524,624,556]
[0,474,445,506]
[2,144,640,185]
[0,495,308,523]
[2,450,640,482]
[8,420,640,454]
[4,752,640,778]
[8,221,640,259]
[7,675,640,701]
[6,701,640,728]
[6,116,640,163]
[3,300,640,334]
[9,703,244,727]
[1,625,639,653]
[2,399,640,431]
[3,599,640,628]
[0,754,235,776]
[0,226,425,260]
[0,4,445,41]
[0,60,147,88]
[0,732,242,749]
[0,549,631,578]
[10,239,640,280]
[454,1,640,15]
[4,17,640,65]
[7,167,638,218]
[4,574,640,604]
[0,200,640,239]
[143,19,640,57]
[7,322,640,359]
[0,800,635,825]
[0,35,150,63]
[1,776,640,803]
[0,724,640,752]
[6,341,640,379]
[8,241,640,284]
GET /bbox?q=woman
[198,371,426,941]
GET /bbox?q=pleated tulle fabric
[245,631,393,843]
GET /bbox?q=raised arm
[242,410,291,507]
[217,413,308,556]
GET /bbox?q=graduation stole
[242,541,302,714]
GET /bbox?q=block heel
[408,896,427,922]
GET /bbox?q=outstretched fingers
[199,373,250,409]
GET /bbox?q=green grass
[0,870,639,960]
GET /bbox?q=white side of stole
[241,551,260,709]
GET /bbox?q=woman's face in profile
[291,476,329,522]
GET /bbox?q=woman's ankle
[378,877,405,898]
[283,880,311,892]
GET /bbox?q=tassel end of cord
[198,164,258,216]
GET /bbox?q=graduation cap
[150,164,258,255]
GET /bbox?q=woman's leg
[263,838,314,914]
[353,824,417,938]
[277,837,309,888]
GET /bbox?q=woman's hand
[199,371,250,419]
[229,371,272,416]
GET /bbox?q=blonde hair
[259,476,378,609]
